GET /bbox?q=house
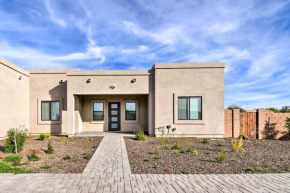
[0,58,225,138]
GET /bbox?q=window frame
[125,102,136,120]
[178,96,202,120]
[41,101,60,121]
[93,102,104,121]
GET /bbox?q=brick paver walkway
[0,133,290,193]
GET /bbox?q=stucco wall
[74,95,148,133]
[154,63,225,137]
[0,58,30,138]
[66,71,153,135]
[28,70,78,134]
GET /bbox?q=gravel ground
[125,137,290,174]
[0,136,103,173]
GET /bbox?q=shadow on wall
[262,118,290,140]
[262,118,279,139]
[47,80,67,135]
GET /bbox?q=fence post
[257,109,266,139]
[232,109,240,138]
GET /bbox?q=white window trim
[174,93,206,125]
[122,100,139,124]
[37,97,62,125]
[90,100,107,124]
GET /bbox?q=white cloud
[206,23,238,33]
[45,0,66,27]
[123,21,188,45]
[120,45,148,54]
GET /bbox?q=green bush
[46,142,54,154]
[135,131,147,141]
[40,165,51,169]
[227,105,246,112]
[0,161,31,174]
[84,154,92,160]
[135,125,147,141]
[171,144,180,149]
[285,117,290,134]
[216,152,226,163]
[202,138,210,144]
[29,150,40,161]
[4,126,28,153]
[247,167,266,173]
[63,155,72,160]
[4,155,23,163]
[39,134,46,141]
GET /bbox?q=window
[93,102,104,120]
[41,101,60,121]
[125,102,136,120]
[178,97,202,120]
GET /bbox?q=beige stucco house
[0,58,225,138]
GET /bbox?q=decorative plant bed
[0,136,103,173]
[125,137,290,174]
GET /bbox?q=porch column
[67,93,75,136]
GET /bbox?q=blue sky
[0,0,290,109]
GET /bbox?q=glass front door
[108,102,120,131]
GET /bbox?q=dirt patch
[125,137,290,174]
[0,136,103,173]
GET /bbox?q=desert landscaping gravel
[0,136,103,173]
[125,137,290,174]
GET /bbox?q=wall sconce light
[110,85,116,89]
[86,79,91,83]
[19,76,22,80]
[59,80,64,84]
[131,78,136,83]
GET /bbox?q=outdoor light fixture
[19,76,22,80]
[110,85,116,89]
[59,80,64,84]
[131,78,136,83]
[86,79,91,83]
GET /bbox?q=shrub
[186,149,193,153]
[216,152,226,163]
[247,167,266,173]
[29,150,40,161]
[46,142,54,154]
[154,156,161,160]
[281,106,290,113]
[285,117,290,135]
[148,151,159,155]
[84,154,92,160]
[194,150,199,156]
[171,144,180,149]
[4,126,28,153]
[174,150,180,157]
[202,138,210,144]
[4,155,23,163]
[63,155,72,160]
[227,105,246,112]
[182,170,190,174]
[0,161,31,174]
[231,136,246,152]
[40,165,51,169]
[39,134,46,141]
[135,127,147,141]
[266,107,280,113]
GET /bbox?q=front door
[108,102,121,131]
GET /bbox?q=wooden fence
[224,109,290,139]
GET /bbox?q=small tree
[281,106,290,113]
[266,107,280,113]
[4,125,28,154]
[227,105,246,112]
[285,117,290,135]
